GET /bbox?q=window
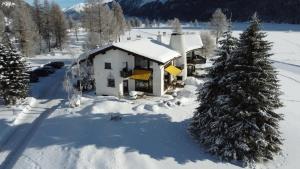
[107,79,115,88]
[105,62,111,69]
[135,80,153,93]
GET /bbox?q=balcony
[120,68,132,78]
[187,55,206,65]
[176,64,185,70]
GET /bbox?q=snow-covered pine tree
[189,21,238,161]
[189,14,283,165]
[0,39,29,105]
[210,21,238,77]
[0,42,6,98]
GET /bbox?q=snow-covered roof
[159,33,203,52]
[112,39,181,63]
[78,33,202,65]
[184,34,203,52]
[77,44,111,64]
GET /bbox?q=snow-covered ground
[1,24,300,169]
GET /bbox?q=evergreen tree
[210,21,238,77]
[0,39,29,105]
[189,14,283,165]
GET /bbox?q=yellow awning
[130,70,152,81]
[165,65,182,76]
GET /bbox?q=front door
[123,80,129,94]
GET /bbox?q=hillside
[117,0,300,23]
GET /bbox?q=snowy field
[0,24,300,169]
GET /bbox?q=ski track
[0,68,67,169]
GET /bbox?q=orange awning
[130,70,152,81]
[165,65,182,76]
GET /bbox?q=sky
[25,0,85,8]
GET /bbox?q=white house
[79,32,203,97]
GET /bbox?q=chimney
[169,32,187,81]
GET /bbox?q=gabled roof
[87,39,181,64]
[77,33,202,65]
[113,39,181,63]
[184,34,203,52]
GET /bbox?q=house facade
[80,32,203,97]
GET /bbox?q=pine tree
[0,40,29,105]
[210,21,238,77]
[189,14,283,165]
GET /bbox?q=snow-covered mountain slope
[63,0,113,13]
[64,0,167,19]
[63,3,86,13]
[120,0,167,7]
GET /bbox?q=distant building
[78,32,204,97]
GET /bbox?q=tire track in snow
[0,69,67,169]
[278,73,300,84]
[272,60,300,84]
[271,59,300,68]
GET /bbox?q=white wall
[152,62,164,96]
[94,49,134,96]
[94,49,166,97]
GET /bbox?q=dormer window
[105,62,111,69]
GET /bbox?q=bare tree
[112,1,126,42]
[50,2,67,50]
[74,22,80,42]
[84,0,125,48]
[171,18,182,34]
[201,31,216,58]
[209,8,228,43]
[12,1,39,57]
[42,0,51,52]
[0,10,4,38]
[33,0,44,53]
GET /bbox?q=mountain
[117,0,300,24]
[64,0,300,24]
[63,0,114,20]
[63,3,86,20]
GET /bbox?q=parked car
[45,62,64,69]
[27,71,39,83]
[32,68,49,77]
[42,66,55,74]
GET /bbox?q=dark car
[27,71,39,83]
[42,66,55,74]
[45,62,64,69]
[33,68,49,77]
